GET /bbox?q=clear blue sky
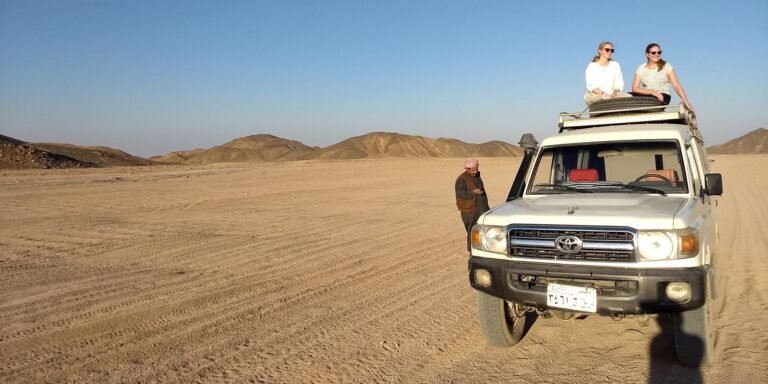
[1,0,766,157]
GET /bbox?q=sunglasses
[603,48,615,53]
[649,51,662,55]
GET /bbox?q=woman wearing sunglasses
[584,41,630,105]
[631,43,695,112]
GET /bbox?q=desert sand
[1,156,767,383]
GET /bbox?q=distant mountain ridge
[5,127,763,169]
[156,132,524,165]
[2,132,523,169]
[708,128,768,154]
[312,132,523,160]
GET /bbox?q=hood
[480,194,687,229]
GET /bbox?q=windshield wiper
[606,182,666,196]
[534,183,594,193]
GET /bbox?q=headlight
[471,225,507,254]
[637,232,674,261]
[637,229,699,261]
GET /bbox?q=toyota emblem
[555,235,582,254]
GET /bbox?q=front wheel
[476,291,527,347]
[672,299,714,367]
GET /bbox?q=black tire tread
[589,96,664,117]
[589,96,663,111]
[476,291,525,347]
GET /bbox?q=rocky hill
[34,143,155,166]
[179,134,319,165]
[157,132,523,164]
[313,132,522,160]
[150,149,207,163]
[0,135,95,169]
[0,134,157,169]
[708,128,768,154]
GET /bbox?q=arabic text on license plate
[546,283,597,313]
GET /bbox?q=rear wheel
[476,291,527,346]
[672,298,714,367]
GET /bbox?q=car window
[528,140,688,194]
[686,145,702,193]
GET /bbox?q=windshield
[528,140,688,195]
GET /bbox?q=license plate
[546,283,597,313]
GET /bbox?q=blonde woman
[584,41,630,105]
[631,43,695,112]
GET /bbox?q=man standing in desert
[455,159,490,251]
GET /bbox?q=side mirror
[507,134,538,201]
[704,173,723,196]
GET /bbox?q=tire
[476,291,526,347]
[588,96,664,117]
[672,299,714,367]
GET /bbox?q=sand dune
[1,156,766,383]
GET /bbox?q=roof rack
[558,103,701,139]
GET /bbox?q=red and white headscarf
[464,159,479,169]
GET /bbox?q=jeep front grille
[511,274,638,297]
[508,225,636,262]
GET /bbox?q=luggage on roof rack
[558,97,700,139]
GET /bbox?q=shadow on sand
[648,315,704,384]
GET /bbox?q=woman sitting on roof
[584,41,631,106]
[631,43,695,113]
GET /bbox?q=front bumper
[469,257,708,315]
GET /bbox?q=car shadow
[516,311,706,384]
[519,311,539,339]
[648,315,703,384]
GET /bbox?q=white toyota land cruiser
[468,98,723,367]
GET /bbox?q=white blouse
[585,61,625,94]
